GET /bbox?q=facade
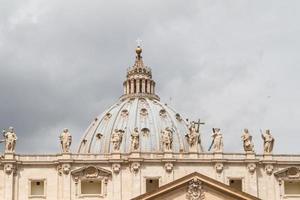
[0,46,300,200]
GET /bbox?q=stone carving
[58,164,71,175]
[215,163,224,173]
[185,121,203,150]
[141,128,150,137]
[60,128,72,153]
[161,127,173,152]
[261,129,274,154]
[164,162,173,173]
[186,178,205,200]
[104,112,112,120]
[121,109,129,118]
[209,128,223,153]
[130,162,140,174]
[111,129,124,152]
[159,109,167,118]
[265,164,274,175]
[175,113,182,121]
[72,166,111,181]
[2,127,17,153]
[4,164,16,175]
[131,128,139,151]
[274,167,300,180]
[247,163,256,174]
[112,164,121,174]
[241,129,254,153]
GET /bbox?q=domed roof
[77,46,203,154]
[77,98,193,153]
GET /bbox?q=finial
[135,38,143,58]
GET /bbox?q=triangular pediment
[274,166,300,180]
[71,165,112,180]
[132,172,260,200]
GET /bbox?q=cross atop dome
[120,45,160,101]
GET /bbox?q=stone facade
[1,46,299,200]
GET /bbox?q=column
[131,163,141,198]
[4,164,14,200]
[136,79,140,93]
[147,80,151,93]
[130,80,134,94]
[112,171,122,200]
[126,80,130,94]
[141,79,145,93]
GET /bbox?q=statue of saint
[185,122,200,147]
[161,127,173,151]
[241,128,254,152]
[2,127,17,153]
[261,129,274,154]
[111,129,124,151]
[131,128,139,151]
[60,128,72,153]
[209,128,223,153]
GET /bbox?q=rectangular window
[146,178,159,193]
[229,179,242,191]
[81,180,102,195]
[285,181,300,195]
[30,180,45,197]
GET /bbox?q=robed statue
[111,129,124,151]
[161,127,173,151]
[241,128,254,153]
[60,128,72,153]
[131,127,139,151]
[261,129,274,154]
[1,127,17,153]
[209,128,223,153]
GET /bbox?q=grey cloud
[0,0,299,154]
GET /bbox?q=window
[81,180,102,195]
[284,181,300,195]
[229,179,242,191]
[146,178,159,193]
[29,179,46,198]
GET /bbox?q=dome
[77,46,203,154]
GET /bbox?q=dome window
[104,113,112,120]
[121,109,129,117]
[96,133,103,139]
[140,108,148,116]
[159,109,167,118]
[175,113,182,121]
[141,128,150,137]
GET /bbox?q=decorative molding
[164,162,173,173]
[265,164,274,175]
[112,163,121,174]
[214,163,223,173]
[247,163,256,174]
[71,165,111,182]
[57,164,71,175]
[4,163,16,175]
[274,167,300,180]
[186,178,205,200]
[130,162,140,174]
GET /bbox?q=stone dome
[77,46,202,154]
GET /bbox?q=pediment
[132,172,260,200]
[274,166,300,180]
[71,165,112,180]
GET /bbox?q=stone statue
[161,127,173,151]
[209,128,223,153]
[185,121,201,148]
[2,127,17,153]
[60,128,72,153]
[261,129,274,154]
[241,128,254,152]
[131,127,139,151]
[111,129,124,151]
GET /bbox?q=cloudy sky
[0,0,299,154]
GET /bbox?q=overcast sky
[0,0,299,154]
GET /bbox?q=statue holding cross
[185,119,204,152]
